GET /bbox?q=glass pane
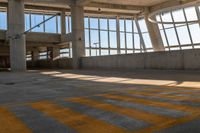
[31,14,44,32]
[101,49,109,55]
[126,33,133,48]
[143,33,152,48]
[133,20,138,33]
[126,19,132,32]
[25,14,30,31]
[189,24,200,44]
[109,19,116,31]
[176,25,191,45]
[100,31,108,48]
[57,16,61,33]
[120,32,125,48]
[165,28,179,46]
[120,50,126,54]
[127,50,133,54]
[69,16,72,32]
[86,49,90,56]
[185,7,198,21]
[161,12,173,22]
[0,12,7,30]
[90,18,98,29]
[45,15,56,33]
[84,17,89,28]
[194,45,200,49]
[109,32,117,48]
[110,50,117,55]
[172,9,185,22]
[182,46,192,50]
[100,18,107,30]
[90,30,99,48]
[138,19,148,32]
[119,19,125,31]
[134,34,140,49]
[66,16,69,32]
[91,49,99,56]
[85,29,90,47]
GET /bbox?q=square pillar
[61,10,66,42]
[47,47,60,61]
[8,0,26,71]
[32,49,39,62]
[71,4,85,69]
[116,16,121,54]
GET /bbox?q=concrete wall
[81,49,200,70]
[27,58,73,69]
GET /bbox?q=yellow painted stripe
[67,97,173,125]
[131,87,200,96]
[101,94,199,113]
[135,112,200,133]
[127,91,200,103]
[31,101,130,133]
[152,85,200,91]
[0,107,32,133]
[130,88,200,96]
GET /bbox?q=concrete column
[47,47,60,61]
[144,10,165,51]
[52,47,60,61]
[32,49,39,62]
[8,0,26,71]
[61,10,66,42]
[116,16,121,54]
[71,4,85,69]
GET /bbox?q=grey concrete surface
[0,69,199,133]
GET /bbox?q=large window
[156,6,200,50]
[84,16,152,56]
[25,12,61,34]
[85,17,118,56]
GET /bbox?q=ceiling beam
[87,2,145,12]
[150,0,199,12]
[0,0,71,6]
[77,0,93,6]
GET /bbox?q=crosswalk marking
[135,112,200,133]
[127,90,200,103]
[68,97,173,125]
[127,87,200,96]
[100,94,199,113]
[0,107,32,133]
[31,101,130,133]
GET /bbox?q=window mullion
[160,15,170,51]
[170,11,182,50]
[132,18,135,53]
[88,17,91,56]
[183,8,194,49]
[135,17,146,52]
[98,17,101,56]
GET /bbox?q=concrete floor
[0,69,200,133]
